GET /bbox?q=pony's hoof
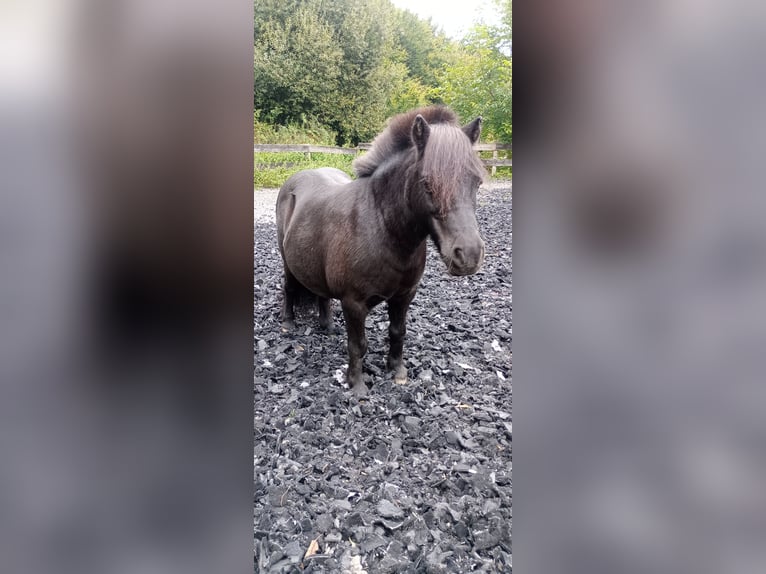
[321,323,339,335]
[351,382,370,397]
[281,320,296,332]
[393,366,408,385]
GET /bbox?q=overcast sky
[389,0,502,40]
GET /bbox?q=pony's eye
[423,181,433,194]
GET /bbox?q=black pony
[276,106,486,396]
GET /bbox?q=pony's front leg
[387,293,415,385]
[341,299,369,396]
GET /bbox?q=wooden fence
[254,142,512,174]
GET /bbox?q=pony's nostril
[453,247,465,264]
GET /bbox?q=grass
[254,149,512,188]
[254,152,356,188]
[493,166,513,179]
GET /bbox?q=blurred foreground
[5,1,766,573]
[0,1,253,573]
[517,2,766,573]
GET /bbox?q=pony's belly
[281,191,425,301]
[282,231,332,298]
[293,266,332,299]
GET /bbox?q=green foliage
[254,113,336,145]
[386,74,432,116]
[338,1,401,143]
[493,166,512,179]
[253,152,356,188]
[382,8,455,117]
[500,0,512,35]
[436,3,512,142]
[390,9,452,89]
[253,0,512,148]
[255,0,411,145]
[254,2,342,126]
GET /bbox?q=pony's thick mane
[353,106,487,215]
[352,106,459,177]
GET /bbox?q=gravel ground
[254,182,512,573]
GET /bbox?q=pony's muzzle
[448,237,485,276]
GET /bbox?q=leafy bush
[437,24,512,143]
[254,113,337,145]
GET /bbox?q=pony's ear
[463,116,482,144]
[411,114,430,156]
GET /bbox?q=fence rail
[253,144,359,155]
[254,142,512,171]
[475,143,512,151]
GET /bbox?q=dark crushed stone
[283,540,304,559]
[377,499,405,520]
[255,187,512,573]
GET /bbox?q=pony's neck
[370,153,429,255]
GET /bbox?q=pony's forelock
[352,106,458,178]
[352,106,486,215]
[422,125,487,215]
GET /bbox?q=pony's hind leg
[387,292,415,384]
[341,298,370,396]
[281,265,299,331]
[317,297,335,332]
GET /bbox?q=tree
[317,0,402,144]
[383,8,457,117]
[391,9,452,89]
[386,72,432,116]
[253,0,511,145]
[437,1,512,141]
[254,4,342,126]
[254,0,417,145]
